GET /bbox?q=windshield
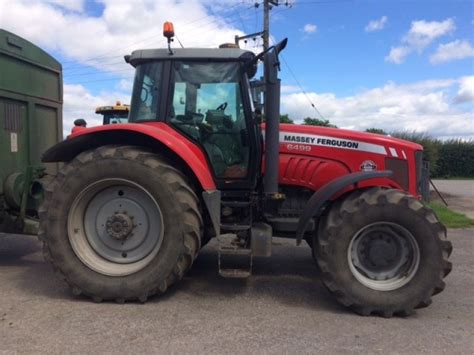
[102,111,129,124]
[129,62,163,122]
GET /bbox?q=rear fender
[295,170,393,245]
[42,123,216,190]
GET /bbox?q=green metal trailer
[0,29,63,234]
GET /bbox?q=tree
[280,114,294,124]
[365,128,387,135]
[302,117,337,128]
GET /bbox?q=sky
[0,0,472,139]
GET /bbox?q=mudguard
[42,122,216,190]
[295,170,393,245]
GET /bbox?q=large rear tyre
[38,146,202,302]
[315,188,452,317]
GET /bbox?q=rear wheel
[38,146,202,302]
[315,188,452,317]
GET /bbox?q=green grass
[428,202,474,229]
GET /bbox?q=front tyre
[38,146,202,302]
[315,188,452,317]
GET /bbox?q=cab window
[129,63,163,121]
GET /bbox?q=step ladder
[217,223,272,278]
[217,233,252,278]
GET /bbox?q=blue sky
[274,0,473,94]
[0,0,472,138]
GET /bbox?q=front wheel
[39,146,202,302]
[314,188,452,317]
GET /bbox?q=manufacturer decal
[283,135,359,149]
[360,160,377,171]
[279,132,387,155]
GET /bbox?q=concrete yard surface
[0,229,473,354]
[431,179,474,219]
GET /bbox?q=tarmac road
[431,179,474,218]
[0,229,472,354]
[431,180,474,198]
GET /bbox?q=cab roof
[95,104,130,114]
[125,47,255,67]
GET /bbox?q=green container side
[0,29,63,195]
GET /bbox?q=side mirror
[254,108,263,124]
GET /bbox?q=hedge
[390,132,474,178]
[435,140,474,178]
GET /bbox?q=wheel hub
[359,233,401,272]
[106,213,135,241]
[348,222,420,291]
[67,179,164,276]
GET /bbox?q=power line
[64,5,257,78]
[281,55,326,120]
[254,2,326,120]
[254,1,260,34]
[65,5,253,74]
[66,77,130,85]
[234,3,248,33]
[65,68,133,79]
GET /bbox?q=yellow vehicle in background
[95,101,129,124]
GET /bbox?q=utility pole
[235,1,283,112]
[263,0,270,51]
[263,1,281,50]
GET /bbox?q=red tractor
[39,27,451,316]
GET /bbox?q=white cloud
[281,77,473,139]
[281,85,301,94]
[116,78,134,92]
[430,39,474,65]
[303,23,317,34]
[63,84,130,136]
[365,16,388,32]
[0,0,247,75]
[454,76,474,104]
[386,18,456,64]
[385,46,411,64]
[43,0,85,12]
[405,18,455,49]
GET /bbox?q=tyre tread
[315,187,452,317]
[38,145,202,302]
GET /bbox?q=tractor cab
[125,45,265,190]
[96,102,129,125]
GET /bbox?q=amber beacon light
[163,22,175,39]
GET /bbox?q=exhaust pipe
[263,51,282,199]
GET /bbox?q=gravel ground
[0,228,472,354]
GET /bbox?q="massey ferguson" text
[283,135,359,149]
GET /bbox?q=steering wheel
[216,102,228,111]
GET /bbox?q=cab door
[167,60,260,190]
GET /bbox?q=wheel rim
[347,222,420,291]
[68,178,164,276]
